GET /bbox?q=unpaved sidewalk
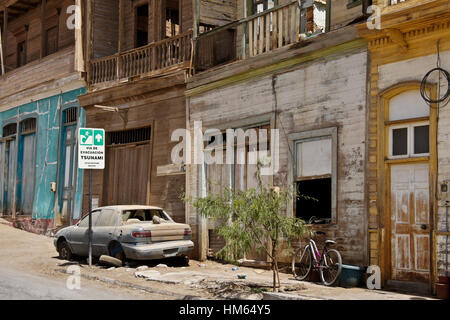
[0,219,437,300]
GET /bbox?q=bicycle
[291,230,342,286]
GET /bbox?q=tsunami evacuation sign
[78,128,105,169]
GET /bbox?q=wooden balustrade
[247,1,300,57]
[388,0,410,6]
[89,30,193,85]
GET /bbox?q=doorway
[389,163,431,286]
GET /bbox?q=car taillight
[132,231,152,238]
[184,228,192,236]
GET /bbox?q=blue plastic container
[337,265,366,288]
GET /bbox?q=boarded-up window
[389,91,429,121]
[296,138,332,178]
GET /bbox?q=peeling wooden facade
[358,0,450,294]
[185,0,370,264]
[0,0,85,233]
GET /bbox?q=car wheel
[109,242,125,264]
[176,255,189,267]
[58,240,72,261]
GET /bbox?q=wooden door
[18,132,36,215]
[390,163,430,283]
[59,124,77,224]
[103,143,150,205]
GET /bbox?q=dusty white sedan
[54,205,194,264]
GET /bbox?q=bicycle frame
[302,239,328,268]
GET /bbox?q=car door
[92,209,118,256]
[68,210,101,256]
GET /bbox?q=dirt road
[0,219,437,300]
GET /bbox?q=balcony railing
[387,0,410,5]
[89,30,193,85]
[196,1,306,71]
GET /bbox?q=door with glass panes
[386,89,432,284]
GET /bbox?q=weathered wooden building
[77,0,241,224]
[358,0,450,294]
[185,0,371,264]
[0,0,86,233]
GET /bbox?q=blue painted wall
[0,87,86,222]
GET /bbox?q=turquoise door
[59,124,77,224]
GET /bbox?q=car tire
[176,255,189,267]
[99,255,123,267]
[58,240,73,261]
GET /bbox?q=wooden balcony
[387,0,411,5]
[89,30,193,86]
[196,1,309,71]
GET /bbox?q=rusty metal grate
[107,127,151,146]
[3,123,17,137]
[20,118,36,134]
[63,107,78,125]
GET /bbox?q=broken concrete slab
[136,265,149,271]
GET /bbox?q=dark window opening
[165,0,180,38]
[296,178,331,223]
[414,125,429,154]
[3,123,17,137]
[17,41,27,67]
[392,127,408,156]
[135,4,149,48]
[199,23,215,34]
[45,26,59,56]
[63,107,78,125]
[20,118,36,134]
[107,127,151,146]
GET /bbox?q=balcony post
[40,0,46,58]
[2,7,8,74]
[117,0,124,81]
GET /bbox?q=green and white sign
[78,128,105,169]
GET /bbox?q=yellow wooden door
[390,163,430,283]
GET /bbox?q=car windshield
[121,209,170,222]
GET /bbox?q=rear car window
[121,209,169,222]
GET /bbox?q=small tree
[184,161,309,292]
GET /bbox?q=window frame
[388,121,430,159]
[288,127,338,223]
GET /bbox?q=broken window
[294,135,334,223]
[165,0,180,38]
[135,4,149,48]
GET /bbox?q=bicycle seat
[325,240,336,245]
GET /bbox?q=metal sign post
[78,128,105,267]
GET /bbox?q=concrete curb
[59,269,205,300]
[262,292,331,300]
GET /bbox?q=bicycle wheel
[292,245,312,280]
[319,249,342,286]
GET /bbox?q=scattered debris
[107,267,116,271]
[99,255,123,268]
[238,275,247,279]
[135,270,161,279]
[198,263,206,268]
[156,264,168,268]
[136,265,149,271]
[232,267,239,271]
